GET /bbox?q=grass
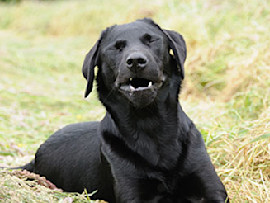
[0,0,269,202]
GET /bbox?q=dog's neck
[99,85,184,170]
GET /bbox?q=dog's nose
[126,53,148,70]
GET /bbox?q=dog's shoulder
[177,106,205,146]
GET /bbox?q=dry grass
[212,109,270,201]
[0,0,269,202]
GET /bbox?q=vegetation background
[0,0,269,202]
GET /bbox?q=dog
[21,18,229,202]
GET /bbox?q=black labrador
[21,18,229,202]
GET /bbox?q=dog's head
[82,18,187,108]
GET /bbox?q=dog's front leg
[195,163,229,202]
[114,177,142,203]
[185,125,229,202]
[114,176,164,203]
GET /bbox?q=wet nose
[126,53,148,69]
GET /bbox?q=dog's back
[23,121,115,201]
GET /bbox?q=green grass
[0,0,269,202]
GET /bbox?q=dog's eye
[142,34,156,46]
[115,40,126,51]
[144,34,152,42]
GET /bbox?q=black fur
[22,18,228,202]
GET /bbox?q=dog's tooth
[130,86,135,91]
[148,81,152,87]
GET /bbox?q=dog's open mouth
[119,78,162,93]
[117,76,164,107]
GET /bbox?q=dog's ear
[82,27,114,97]
[82,38,101,98]
[163,30,187,79]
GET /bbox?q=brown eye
[115,40,126,51]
